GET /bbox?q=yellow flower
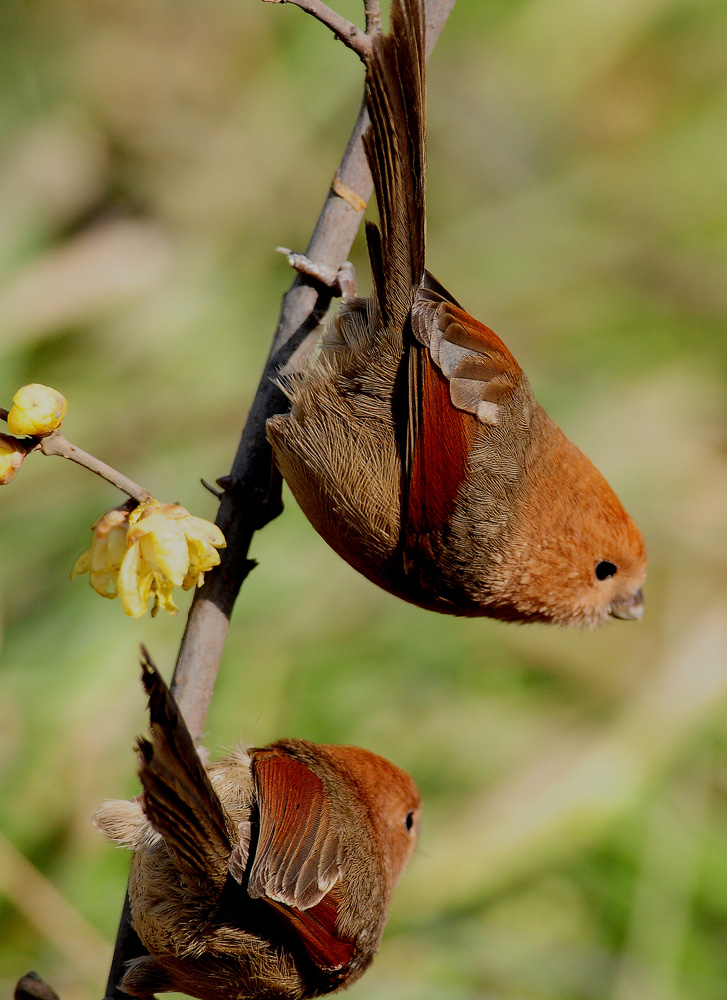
[8,383,68,437]
[0,434,28,485]
[72,499,226,619]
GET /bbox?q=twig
[261,0,372,60]
[103,2,457,997]
[39,432,152,503]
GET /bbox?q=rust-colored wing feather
[403,277,525,567]
[249,749,342,910]
[412,279,523,417]
[265,884,357,976]
[249,748,354,974]
[405,341,477,540]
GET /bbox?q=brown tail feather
[137,648,233,885]
[363,0,427,326]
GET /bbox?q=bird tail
[364,0,426,327]
[134,647,234,886]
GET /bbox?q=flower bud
[0,434,28,485]
[8,383,68,437]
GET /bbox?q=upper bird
[267,0,646,626]
[96,653,420,1000]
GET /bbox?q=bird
[266,0,647,627]
[95,652,421,1000]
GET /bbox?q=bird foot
[277,248,357,300]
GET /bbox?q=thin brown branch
[261,0,372,60]
[39,432,152,503]
[103,2,457,997]
[0,406,8,421]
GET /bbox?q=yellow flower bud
[0,434,28,485]
[8,383,68,437]
[72,498,225,618]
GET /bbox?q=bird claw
[276,248,357,300]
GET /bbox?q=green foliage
[1,0,726,997]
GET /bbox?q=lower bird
[96,653,420,1000]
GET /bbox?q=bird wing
[136,652,236,887]
[249,748,342,909]
[411,273,523,419]
[249,748,355,973]
[403,274,525,545]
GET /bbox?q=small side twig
[38,433,151,503]
[201,477,224,499]
[260,0,372,60]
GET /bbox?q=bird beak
[609,589,644,621]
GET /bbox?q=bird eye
[405,811,415,832]
[595,560,617,581]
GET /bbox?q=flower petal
[138,518,188,586]
[105,524,129,572]
[118,542,153,618]
[89,571,119,598]
[184,514,226,549]
[183,537,222,589]
[71,549,92,579]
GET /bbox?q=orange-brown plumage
[267,0,646,626]
[95,656,420,1000]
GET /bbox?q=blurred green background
[1,0,726,998]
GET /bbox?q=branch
[364,0,382,34]
[103,1,457,996]
[261,0,372,60]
